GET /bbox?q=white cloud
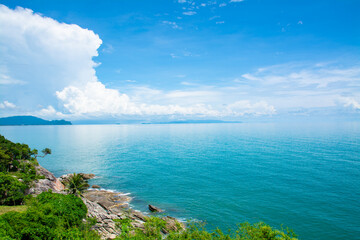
[0,101,16,109]
[183,11,197,16]
[162,21,181,29]
[0,4,278,120]
[242,63,360,88]
[216,21,225,24]
[0,4,102,110]
[225,100,276,116]
[35,105,66,118]
[56,81,131,115]
[230,0,244,2]
[209,16,220,20]
[341,97,360,110]
[298,21,303,25]
[178,0,187,3]
[219,3,227,7]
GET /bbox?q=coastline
[32,167,185,239]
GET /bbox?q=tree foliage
[0,173,27,206]
[0,135,51,205]
[66,173,89,196]
[0,191,100,239]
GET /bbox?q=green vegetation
[0,191,99,239]
[66,173,89,196]
[0,135,50,205]
[0,205,27,215]
[113,217,297,240]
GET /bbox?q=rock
[106,233,117,239]
[79,173,96,179]
[131,211,147,222]
[92,185,101,189]
[25,166,65,195]
[83,190,131,213]
[82,197,122,239]
[58,173,95,185]
[161,216,185,234]
[149,204,163,212]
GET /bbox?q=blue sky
[0,0,359,122]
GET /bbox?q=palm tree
[66,173,89,196]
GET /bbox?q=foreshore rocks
[81,190,185,239]
[30,167,184,240]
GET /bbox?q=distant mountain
[0,116,72,125]
[142,120,241,124]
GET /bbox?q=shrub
[0,191,100,239]
[0,173,27,205]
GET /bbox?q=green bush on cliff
[0,191,100,240]
[114,218,297,240]
[0,135,51,205]
[0,173,27,206]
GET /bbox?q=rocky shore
[28,166,184,239]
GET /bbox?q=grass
[0,205,28,215]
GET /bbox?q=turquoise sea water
[0,123,359,239]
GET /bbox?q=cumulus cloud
[0,4,102,110]
[340,97,360,110]
[0,101,16,109]
[0,4,276,120]
[56,82,131,115]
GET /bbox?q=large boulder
[149,204,163,212]
[25,166,65,195]
[79,173,96,180]
[82,190,131,213]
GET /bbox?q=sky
[0,0,359,123]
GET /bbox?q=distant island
[0,116,72,125]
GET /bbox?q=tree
[66,173,89,196]
[36,148,51,158]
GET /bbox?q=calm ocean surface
[0,123,359,239]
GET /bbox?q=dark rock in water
[92,185,101,189]
[149,204,163,212]
[79,173,96,179]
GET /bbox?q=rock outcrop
[26,168,184,240]
[25,166,65,195]
[82,190,147,239]
[149,204,163,212]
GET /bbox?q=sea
[0,122,359,240]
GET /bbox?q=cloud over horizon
[0,5,277,120]
[0,4,358,121]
